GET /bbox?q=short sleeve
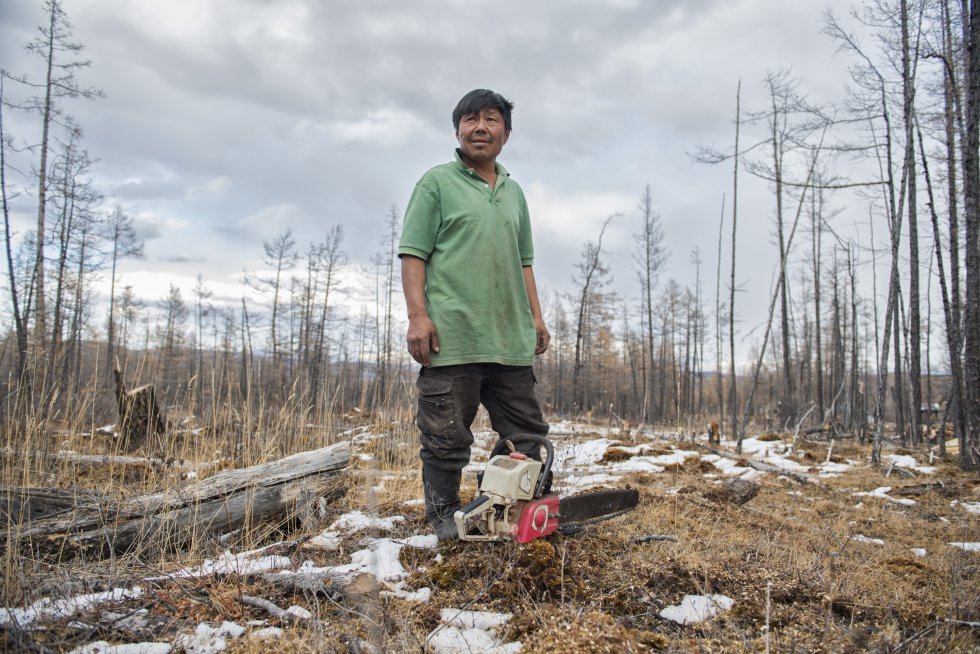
[398,181,440,260]
[517,188,534,266]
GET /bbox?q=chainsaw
[454,434,639,543]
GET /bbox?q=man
[398,89,551,541]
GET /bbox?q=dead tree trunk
[15,442,350,556]
[114,366,166,452]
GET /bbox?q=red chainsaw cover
[514,496,559,543]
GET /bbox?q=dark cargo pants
[415,363,549,540]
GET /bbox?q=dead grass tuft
[517,608,646,653]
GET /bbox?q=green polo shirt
[398,150,536,367]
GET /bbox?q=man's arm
[523,265,550,355]
[402,255,439,366]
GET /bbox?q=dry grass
[2,403,978,652]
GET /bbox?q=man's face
[456,107,509,166]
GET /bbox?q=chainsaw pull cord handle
[490,433,554,498]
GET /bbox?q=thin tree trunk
[730,81,741,446]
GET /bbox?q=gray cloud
[0,0,872,360]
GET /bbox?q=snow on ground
[173,621,245,654]
[699,454,762,480]
[854,487,917,506]
[149,551,291,580]
[563,472,621,492]
[68,642,171,654]
[287,533,438,601]
[885,454,937,474]
[853,534,885,545]
[910,548,928,557]
[948,542,980,552]
[309,510,407,550]
[0,587,144,628]
[426,609,521,654]
[953,500,980,515]
[817,460,855,477]
[659,594,734,625]
[556,438,617,467]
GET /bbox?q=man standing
[398,89,551,541]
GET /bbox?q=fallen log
[17,442,351,556]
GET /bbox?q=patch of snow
[441,609,512,630]
[285,605,312,620]
[853,534,885,545]
[402,534,439,548]
[250,627,283,640]
[403,498,426,506]
[384,587,432,602]
[739,438,789,457]
[818,461,853,475]
[303,533,438,600]
[154,552,291,580]
[563,473,621,491]
[854,487,917,506]
[557,438,615,466]
[68,642,170,654]
[762,455,811,474]
[885,454,936,474]
[910,548,927,557]
[427,609,520,654]
[330,510,405,534]
[956,501,980,515]
[307,510,407,551]
[606,458,665,474]
[174,621,245,654]
[1,586,144,628]
[308,532,342,550]
[659,594,734,625]
[948,542,980,552]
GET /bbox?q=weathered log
[55,451,170,470]
[0,487,105,523]
[19,442,351,556]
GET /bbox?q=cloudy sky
[1,0,876,358]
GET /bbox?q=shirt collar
[453,149,510,179]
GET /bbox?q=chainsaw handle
[490,433,554,498]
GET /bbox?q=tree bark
[14,442,350,556]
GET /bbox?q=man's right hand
[407,314,440,366]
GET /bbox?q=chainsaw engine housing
[455,450,558,542]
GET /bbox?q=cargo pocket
[416,373,460,441]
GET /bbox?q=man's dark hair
[452,89,514,134]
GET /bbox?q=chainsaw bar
[558,488,639,529]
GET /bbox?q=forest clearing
[3,0,980,651]
[2,412,977,653]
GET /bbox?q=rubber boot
[422,464,461,542]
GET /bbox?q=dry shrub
[757,432,784,442]
[601,447,635,463]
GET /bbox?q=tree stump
[114,368,166,452]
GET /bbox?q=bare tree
[257,228,297,374]
[6,0,102,371]
[104,206,144,377]
[571,214,617,412]
[0,78,28,381]
[632,185,668,422]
